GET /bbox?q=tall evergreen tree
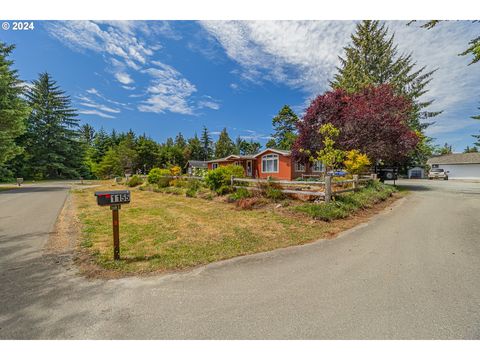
[80,123,95,146]
[464,145,478,153]
[0,43,30,167]
[214,128,236,158]
[200,126,213,160]
[186,133,203,160]
[135,135,160,173]
[331,20,439,132]
[472,133,480,148]
[174,132,187,149]
[20,72,83,179]
[436,142,453,155]
[270,105,299,150]
[91,127,112,163]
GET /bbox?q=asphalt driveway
[0,180,479,339]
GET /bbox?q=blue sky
[2,20,479,151]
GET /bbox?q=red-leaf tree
[292,85,419,165]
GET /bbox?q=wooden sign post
[95,190,131,261]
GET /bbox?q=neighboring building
[206,148,325,181]
[427,153,480,179]
[185,160,208,175]
[407,166,425,179]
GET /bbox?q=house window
[312,160,324,172]
[234,161,240,166]
[212,163,219,170]
[262,154,279,173]
[295,162,305,172]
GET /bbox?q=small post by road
[325,175,332,203]
[111,204,121,260]
[95,190,131,261]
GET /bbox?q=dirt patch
[45,194,80,255]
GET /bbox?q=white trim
[261,154,279,173]
[312,160,324,172]
[254,148,291,158]
[295,162,305,172]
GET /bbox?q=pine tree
[175,132,187,149]
[464,145,478,153]
[91,127,112,163]
[96,147,123,179]
[135,135,160,173]
[270,105,299,150]
[0,43,30,166]
[80,124,95,146]
[437,142,453,155]
[187,133,203,160]
[214,128,235,158]
[21,72,83,179]
[200,126,213,160]
[472,133,480,148]
[331,20,439,132]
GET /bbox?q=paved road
[0,180,479,339]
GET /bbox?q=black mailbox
[95,190,131,206]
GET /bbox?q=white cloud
[201,21,355,93]
[138,62,197,115]
[200,20,480,141]
[197,96,221,110]
[76,94,121,119]
[78,109,116,119]
[115,72,134,85]
[48,21,204,116]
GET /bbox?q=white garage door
[439,164,480,179]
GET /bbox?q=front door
[246,160,252,177]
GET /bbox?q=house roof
[207,149,292,163]
[427,152,480,165]
[207,154,255,163]
[186,160,208,168]
[254,148,292,157]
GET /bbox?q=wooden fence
[231,174,375,203]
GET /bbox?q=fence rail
[232,174,376,203]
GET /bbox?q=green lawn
[72,181,398,275]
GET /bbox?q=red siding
[256,150,293,180]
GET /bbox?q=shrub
[192,167,208,178]
[170,165,182,176]
[216,185,233,195]
[265,187,285,201]
[294,181,396,221]
[126,175,143,187]
[228,187,252,201]
[204,165,244,192]
[344,149,371,175]
[187,179,202,191]
[147,168,171,184]
[170,178,188,188]
[186,188,197,198]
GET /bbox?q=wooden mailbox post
[94,190,131,260]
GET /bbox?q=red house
[207,148,325,181]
